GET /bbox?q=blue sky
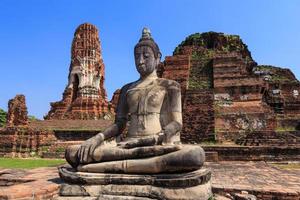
[0,0,299,118]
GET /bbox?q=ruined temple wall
[182,90,215,143]
[0,119,113,157]
[0,127,56,157]
[161,55,190,94]
[161,53,216,143]
[6,95,28,127]
[281,83,300,115]
[214,77,265,88]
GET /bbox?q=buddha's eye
[144,53,149,58]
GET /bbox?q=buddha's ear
[156,53,161,65]
[156,57,160,66]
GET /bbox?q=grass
[275,126,296,132]
[0,158,66,169]
[270,163,300,170]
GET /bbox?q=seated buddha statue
[65,28,205,174]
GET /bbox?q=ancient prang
[6,94,28,127]
[45,23,111,120]
[155,32,300,144]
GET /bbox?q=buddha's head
[134,28,161,77]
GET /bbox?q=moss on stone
[0,108,6,127]
[255,65,299,83]
[188,53,213,90]
[173,32,252,62]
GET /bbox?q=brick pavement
[206,161,300,199]
[0,167,61,199]
[0,162,299,199]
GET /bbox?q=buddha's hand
[118,133,164,149]
[161,129,174,144]
[78,133,104,164]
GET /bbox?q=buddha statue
[65,28,205,174]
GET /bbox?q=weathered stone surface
[60,184,89,196]
[58,163,212,200]
[59,166,211,187]
[58,166,212,200]
[232,192,257,200]
[208,161,300,200]
[6,94,28,127]
[45,23,112,120]
[0,169,31,186]
[0,167,60,200]
[58,182,212,200]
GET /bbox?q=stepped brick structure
[45,23,111,120]
[6,95,28,127]
[156,32,300,144]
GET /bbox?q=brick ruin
[6,94,28,127]
[156,32,300,144]
[1,29,299,160]
[45,23,111,120]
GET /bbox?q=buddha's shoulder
[156,78,181,90]
[119,81,139,92]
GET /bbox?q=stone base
[58,166,212,200]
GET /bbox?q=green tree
[28,115,39,121]
[0,109,7,127]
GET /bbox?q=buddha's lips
[138,64,146,69]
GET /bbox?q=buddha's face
[134,46,159,77]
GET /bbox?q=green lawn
[270,163,300,170]
[0,158,66,169]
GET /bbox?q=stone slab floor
[206,161,300,199]
[0,161,299,199]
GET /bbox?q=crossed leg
[66,144,205,174]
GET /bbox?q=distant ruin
[45,23,112,120]
[6,94,28,127]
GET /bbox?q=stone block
[58,166,213,200]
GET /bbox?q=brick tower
[45,23,111,120]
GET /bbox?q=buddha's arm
[98,116,127,140]
[78,84,130,163]
[77,117,127,164]
[161,81,183,143]
[162,111,182,143]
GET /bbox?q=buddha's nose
[138,55,145,65]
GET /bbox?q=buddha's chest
[126,86,166,114]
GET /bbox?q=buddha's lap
[66,143,204,168]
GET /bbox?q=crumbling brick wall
[182,90,215,143]
[6,94,28,127]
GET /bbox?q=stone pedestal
[58,166,212,200]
